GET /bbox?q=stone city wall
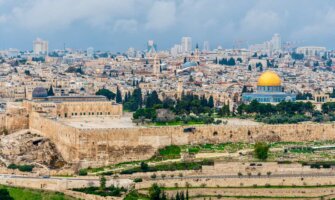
[28,112,335,167]
[0,106,29,133]
[29,112,79,163]
[135,176,335,190]
[0,176,132,193]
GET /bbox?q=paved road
[3,172,335,184]
[154,173,335,180]
[0,174,102,181]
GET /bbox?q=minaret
[193,43,200,63]
[177,78,183,98]
[153,54,160,76]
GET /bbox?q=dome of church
[257,71,282,87]
[32,87,48,98]
[182,61,198,69]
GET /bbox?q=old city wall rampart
[29,112,79,162]
[0,113,29,133]
[27,112,335,167]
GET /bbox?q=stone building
[242,71,296,103]
[22,87,123,118]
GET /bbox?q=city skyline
[1,0,335,51]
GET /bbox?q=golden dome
[257,71,282,86]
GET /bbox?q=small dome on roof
[32,87,48,98]
[182,61,198,69]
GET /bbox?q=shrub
[0,188,13,200]
[73,185,126,197]
[100,176,106,191]
[7,164,18,170]
[140,162,149,172]
[157,145,181,159]
[254,142,269,160]
[150,173,157,179]
[7,164,34,172]
[133,178,143,183]
[79,169,88,176]
[101,171,113,176]
[18,165,34,172]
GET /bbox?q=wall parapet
[28,112,335,167]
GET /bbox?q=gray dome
[182,61,198,69]
[32,87,48,98]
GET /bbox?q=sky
[1,0,335,51]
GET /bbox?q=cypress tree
[176,192,180,200]
[180,191,185,200]
[47,85,55,96]
[116,87,122,103]
[208,96,214,108]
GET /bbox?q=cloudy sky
[1,0,335,51]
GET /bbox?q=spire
[153,54,160,76]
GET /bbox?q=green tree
[242,85,248,93]
[47,85,55,96]
[189,75,194,82]
[291,52,304,60]
[180,191,185,200]
[214,57,218,64]
[227,57,236,66]
[96,88,116,100]
[100,176,107,191]
[133,108,157,121]
[330,88,335,98]
[146,91,162,108]
[78,169,88,176]
[176,191,180,200]
[208,96,214,108]
[162,98,175,109]
[116,87,122,103]
[149,183,162,200]
[24,70,31,76]
[140,162,149,172]
[254,142,269,160]
[322,102,335,114]
[237,103,245,115]
[326,59,333,67]
[0,189,13,200]
[200,95,208,107]
[133,88,143,108]
[219,103,230,117]
[124,88,143,111]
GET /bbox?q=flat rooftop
[58,116,137,129]
[57,116,259,129]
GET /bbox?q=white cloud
[240,9,282,34]
[113,19,138,32]
[1,0,335,49]
[145,1,176,31]
[0,15,6,23]
[289,8,335,43]
[4,0,142,30]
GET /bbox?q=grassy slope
[0,185,76,200]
